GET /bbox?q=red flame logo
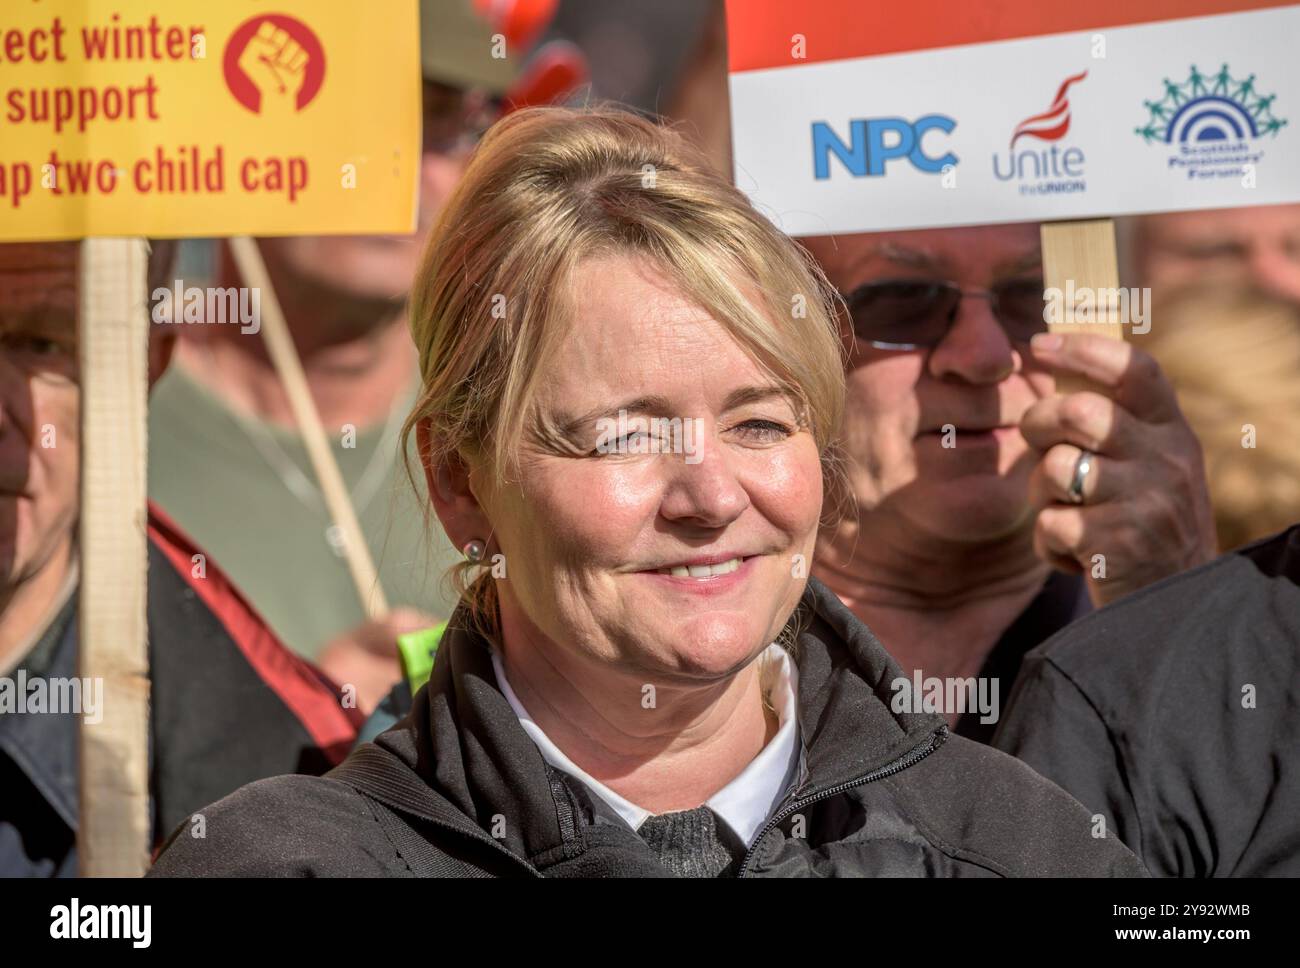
[1010,71,1088,148]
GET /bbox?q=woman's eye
[591,430,655,457]
[731,419,792,443]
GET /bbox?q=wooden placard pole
[1041,218,1125,338]
[228,236,389,620]
[1041,219,1126,392]
[77,237,151,876]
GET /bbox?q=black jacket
[149,579,1146,877]
[994,525,1300,876]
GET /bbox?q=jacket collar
[376,577,946,868]
[788,579,947,797]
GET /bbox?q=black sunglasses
[839,278,1048,350]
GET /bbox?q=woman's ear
[416,417,492,552]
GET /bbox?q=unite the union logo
[1136,64,1287,182]
[992,71,1088,197]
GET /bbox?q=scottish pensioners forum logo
[993,70,1088,196]
[1136,64,1287,181]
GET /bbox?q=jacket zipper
[737,724,949,877]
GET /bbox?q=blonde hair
[403,105,846,634]
[1135,285,1300,550]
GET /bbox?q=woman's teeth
[657,557,743,578]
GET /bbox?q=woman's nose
[657,436,751,529]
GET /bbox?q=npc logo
[993,70,1088,196]
[812,116,958,179]
[1136,64,1287,181]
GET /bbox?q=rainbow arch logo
[1136,65,1287,144]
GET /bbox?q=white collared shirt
[491,643,802,848]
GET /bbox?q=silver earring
[462,539,486,563]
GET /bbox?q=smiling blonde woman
[151,106,1145,879]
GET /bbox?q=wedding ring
[1067,449,1095,505]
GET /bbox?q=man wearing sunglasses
[802,223,1216,743]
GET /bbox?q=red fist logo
[223,14,326,116]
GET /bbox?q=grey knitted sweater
[636,806,747,877]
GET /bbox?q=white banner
[729,6,1300,235]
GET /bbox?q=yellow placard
[0,0,420,239]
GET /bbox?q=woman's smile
[635,553,761,595]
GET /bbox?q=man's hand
[1021,332,1217,608]
[237,21,308,115]
[317,607,439,716]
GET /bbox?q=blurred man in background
[1125,202,1300,549]
[148,0,582,711]
[1131,202,1300,306]
[1129,284,1300,550]
[1,241,360,876]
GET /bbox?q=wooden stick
[77,238,151,876]
[1041,218,1126,338]
[228,236,389,619]
[1041,218,1125,393]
